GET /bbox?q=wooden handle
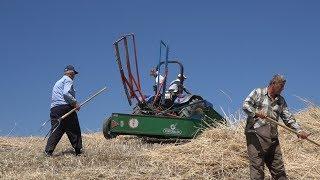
[60,87,107,120]
[264,116,320,147]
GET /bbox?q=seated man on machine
[164,74,190,107]
[150,68,165,93]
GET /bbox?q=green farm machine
[103,34,225,139]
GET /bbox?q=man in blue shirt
[45,65,82,156]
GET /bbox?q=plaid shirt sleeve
[243,88,258,118]
[280,98,302,132]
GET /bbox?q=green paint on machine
[103,112,223,139]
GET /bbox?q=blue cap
[64,65,78,74]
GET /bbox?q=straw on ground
[0,107,319,179]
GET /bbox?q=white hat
[178,74,187,79]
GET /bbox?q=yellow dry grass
[0,107,320,180]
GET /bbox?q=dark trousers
[246,133,287,180]
[45,105,82,153]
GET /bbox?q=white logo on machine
[128,118,139,128]
[163,123,182,135]
[120,121,124,127]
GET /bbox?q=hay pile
[0,107,319,179]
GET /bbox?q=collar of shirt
[263,87,280,103]
[63,75,72,81]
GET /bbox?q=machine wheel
[103,117,117,139]
[179,98,205,119]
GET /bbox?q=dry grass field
[1,107,319,180]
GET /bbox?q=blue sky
[0,1,319,136]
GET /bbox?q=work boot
[44,150,53,157]
[75,148,82,156]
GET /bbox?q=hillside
[1,107,319,179]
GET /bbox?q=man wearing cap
[168,73,190,95]
[243,74,309,179]
[163,73,191,107]
[45,65,82,156]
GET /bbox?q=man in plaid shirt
[243,74,309,180]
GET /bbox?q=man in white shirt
[168,73,190,94]
[150,68,164,93]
